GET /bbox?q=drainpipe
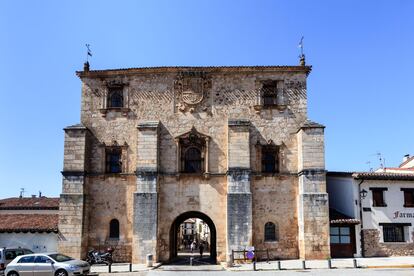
[358,179,365,257]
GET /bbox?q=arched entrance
[169,211,217,264]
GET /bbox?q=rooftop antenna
[84,44,92,72]
[377,152,386,169]
[365,161,373,172]
[19,188,25,198]
[298,36,306,66]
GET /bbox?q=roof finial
[84,44,92,72]
[298,36,306,66]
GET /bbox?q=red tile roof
[0,214,58,233]
[352,172,414,181]
[329,208,360,225]
[0,197,59,210]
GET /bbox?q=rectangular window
[370,188,387,207]
[330,226,351,244]
[261,145,279,173]
[383,225,405,242]
[402,188,414,207]
[262,81,279,106]
[105,147,122,173]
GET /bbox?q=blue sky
[0,0,413,198]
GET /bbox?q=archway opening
[169,211,217,265]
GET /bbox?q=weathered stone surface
[60,66,329,263]
[363,229,414,257]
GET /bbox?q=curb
[365,265,414,269]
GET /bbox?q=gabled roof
[0,214,58,233]
[0,197,59,210]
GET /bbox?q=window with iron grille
[402,188,414,207]
[264,222,278,242]
[107,88,124,108]
[383,224,404,242]
[370,188,387,207]
[109,219,120,239]
[180,130,206,174]
[261,145,279,173]
[184,147,202,173]
[262,82,278,106]
[106,147,122,173]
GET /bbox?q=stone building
[58,61,330,263]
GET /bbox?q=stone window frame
[109,218,120,240]
[99,80,130,117]
[264,221,279,242]
[370,187,388,207]
[253,79,287,112]
[101,141,129,175]
[401,188,414,208]
[175,127,210,178]
[255,140,280,175]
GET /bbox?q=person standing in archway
[199,242,204,258]
[190,240,196,253]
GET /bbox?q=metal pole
[190,257,193,266]
[302,260,306,270]
[353,259,358,268]
[108,263,112,273]
[129,263,132,272]
[253,256,256,271]
[328,259,332,269]
[277,260,281,270]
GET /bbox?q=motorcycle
[86,247,114,265]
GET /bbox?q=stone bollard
[146,254,153,267]
[228,254,234,267]
[190,257,193,266]
[328,259,332,269]
[353,259,358,268]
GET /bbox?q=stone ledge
[137,121,160,130]
[228,119,250,127]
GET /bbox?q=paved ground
[99,268,414,275]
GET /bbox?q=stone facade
[58,65,330,263]
[363,229,414,257]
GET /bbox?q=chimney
[39,191,42,198]
[83,61,90,72]
[403,154,410,163]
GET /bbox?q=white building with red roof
[0,196,59,252]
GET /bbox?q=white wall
[361,180,414,242]
[0,233,58,252]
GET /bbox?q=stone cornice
[76,65,312,78]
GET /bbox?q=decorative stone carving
[174,71,211,113]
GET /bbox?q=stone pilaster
[226,119,252,262]
[132,121,159,263]
[296,122,330,259]
[58,124,89,259]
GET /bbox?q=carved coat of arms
[174,72,211,112]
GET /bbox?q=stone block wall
[363,229,414,257]
[67,66,328,263]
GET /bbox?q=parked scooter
[86,247,114,265]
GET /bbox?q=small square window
[371,188,387,207]
[402,189,414,207]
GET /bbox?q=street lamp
[360,189,368,199]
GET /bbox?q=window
[383,224,404,242]
[109,219,120,239]
[261,145,279,173]
[106,147,122,173]
[35,256,52,263]
[184,147,202,173]
[262,82,278,106]
[18,256,35,263]
[264,222,278,242]
[330,226,351,244]
[402,188,414,207]
[370,188,387,207]
[178,128,208,174]
[107,88,123,108]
